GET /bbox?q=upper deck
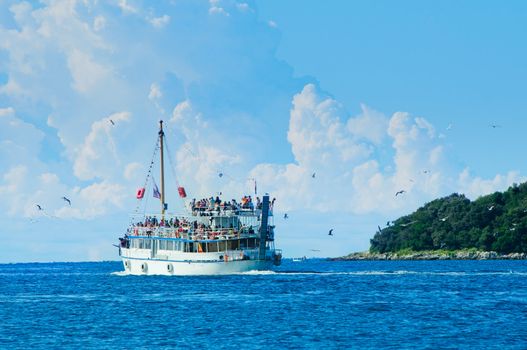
[127,206,274,242]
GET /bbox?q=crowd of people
[190,195,276,215]
[126,194,275,239]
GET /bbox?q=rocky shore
[333,250,527,261]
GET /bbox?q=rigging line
[130,138,160,225]
[163,128,189,209]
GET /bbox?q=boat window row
[129,238,260,252]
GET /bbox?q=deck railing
[129,226,260,241]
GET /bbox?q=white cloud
[209,0,230,17]
[148,82,162,100]
[93,15,106,31]
[249,84,524,216]
[236,3,251,12]
[458,168,525,200]
[124,162,143,180]
[268,20,277,28]
[149,14,170,28]
[73,112,130,181]
[67,49,110,93]
[118,0,138,14]
[347,104,388,145]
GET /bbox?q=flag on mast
[153,182,161,199]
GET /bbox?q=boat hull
[121,257,274,276]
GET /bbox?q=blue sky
[1,0,526,262]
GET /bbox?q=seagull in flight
[446,124,453,131]
[62,196,71,206]
[423,170,430,174]
[312,172,316,178]
[109,119,115,126]
[400,220,418,227]
[310,249,321,252]
[490,124,501,129]
[218,172,223,178]
[36,204,43,211]
[440,216,449,222]
[283,213,288,219]
[378,225,383,233]
[395,190,406,197]
[488,205,495,211]
[328,229,334,236]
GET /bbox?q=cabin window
[167,241,174,250]
[143,239,152,250]
[207,242,218,252]
[218,241,226,251]
[159,240,167,250]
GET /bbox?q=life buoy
[167,263,173,273]
[178,186,187,198]
[141,262,148,273]
[136,187,145,199]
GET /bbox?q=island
[337,183,527,260]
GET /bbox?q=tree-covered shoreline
[370,183,527,254]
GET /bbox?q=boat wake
[110,269,527,277]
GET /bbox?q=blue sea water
[0,260,526,349]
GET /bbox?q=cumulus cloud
[209,0,230,16]
[458,168,526,200]
[347,104,388,144]
[73,112,130,181]
[67,49,110,93]
[250,84,523,216]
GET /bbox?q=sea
[1,259,526,349]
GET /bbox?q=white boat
[117,121,282,275]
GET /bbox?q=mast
[159,120,166,217]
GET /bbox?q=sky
[1,0,527,262]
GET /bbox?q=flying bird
[328,229,334,236]
[400,221,418,227]
[283,213,288,219]
[423,170,430,174]
[440,216,449,222]
[312,172,316,178]
[62,196,71,206]
[310,249,321,252]
[490,124,501,129]
[378,225,382,233]
[488,205,495,211]
[109,119,115,126]
[218,172,223,178]
[395,190,406,197]
[36,204,43,211]
[446,124,453,131]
